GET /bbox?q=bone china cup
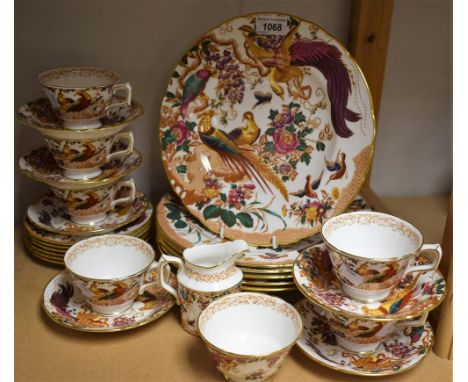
[321,211,442,302]
[64,235,157,315]
[198,292,302,382]
[51,178,136,225]
[38,67,132,130]
[311,303,428,353]
[44,131,134,180]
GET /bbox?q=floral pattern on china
[159,12,374,246]
[295,299,434,376]
[293,244,446,319]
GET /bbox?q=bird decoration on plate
[253,91,272,109]
[227,111,260,146]
[290,170,324,198]
[239,17,360,138]
[179,65,216,118]
[198,111,289,201]
[325,150,347,184]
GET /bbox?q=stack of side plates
[156,193,372,292]
[23,203,154,265]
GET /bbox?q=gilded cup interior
[39,67,119,89]
[322,211,423,260]
[64,235,154,280]
[198,292,302,356]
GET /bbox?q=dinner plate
[159,12,375,246]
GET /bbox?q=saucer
[19,147,142,190]
[295,299,434,376]
[24,202,153,247]
[42,269,176,332]
[293,244,446,320]
[17,98,144,140]
[27,192,149,236]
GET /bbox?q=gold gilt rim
[27,196,149,237]
[242,272,293,280]
[19,147,143,189]
[295,321,434,377]
[241,285,297,293]
[321,211,425,263]
[197,292,303,358]
[41,272,176,333]
[242,279,296,287]
[293,253,447,321]
[239,266,292,274]
[157,11,376,248]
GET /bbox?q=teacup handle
[107,131,134,161]
[111,179,136,209]
[158,254,184,305]
[406,244,442,274]
[105,82,132,115]
[395,312,428,329]
[138,261,161,294]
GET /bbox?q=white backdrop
[14,0,452,222]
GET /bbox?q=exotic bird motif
[89,281,128,301]
[62,142,98,163]
[227,111,260,146]
[405,325,425,345]
[57,90,100,113]
[361,289,418,316]
[290,170,324,198]
[50,283,75,320]
[357,262,400,284]
[253,90,272,109]
[67,192,100,211]
[344,320,384,338]
[180,67,216,118]
[198,111,289,201]
[239,19,360,138]
[325,150,347,185]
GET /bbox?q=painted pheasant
[198,111,289,201]
[227,111,260,146]
[239,19,360,138]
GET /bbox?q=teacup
[44,131,134,180]
[311,302,428,353]
[198,292,302,382]
[38,67,132,130]
[51,178,136,225]
[64,235,158,315]
[321,211,442,302]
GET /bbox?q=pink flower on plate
[171,121,190,144]
[273,128,299,154]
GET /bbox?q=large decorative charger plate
[295,299,433,376]
[159,12,375,246]
[27,192,149,236]
[42,270,176,332]
[19,147,142,190]
[293,244,446,320]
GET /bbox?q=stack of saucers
[17,67,152,265]
[156,193,372,292]
[293,211,446,376]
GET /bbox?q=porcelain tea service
[64,235,159,315]
[321,211,442,302]
[44,131,134,180]
[38,67,132,130]
[158,240,248,335]
[51,178,136,225]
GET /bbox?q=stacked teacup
[293,211,446,375]
[17,67,153,264]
